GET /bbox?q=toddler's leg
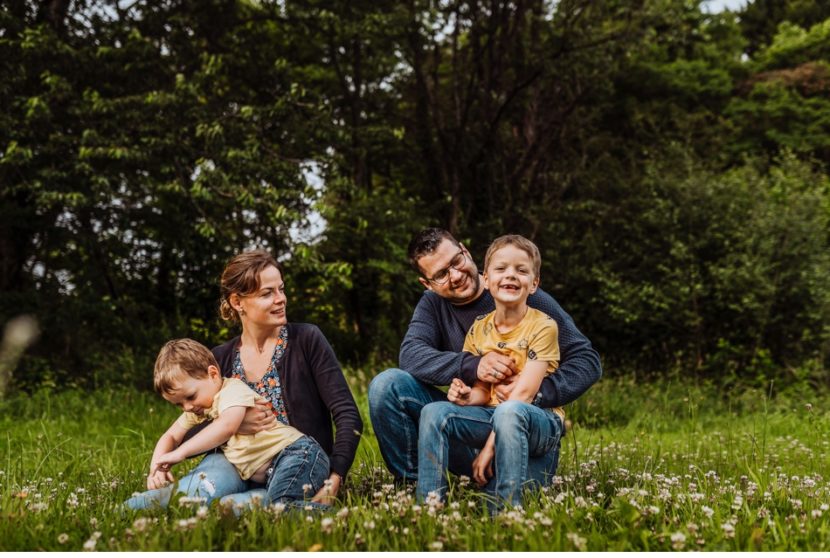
[123,453,247,511]
[265,437,330,507]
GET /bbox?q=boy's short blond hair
[153,338,219,395]
[483,234,542,278]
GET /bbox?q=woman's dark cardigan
[212,323,363,479]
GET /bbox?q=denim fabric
[416,400,562,511]
[123,453,248,510]
[368,368,477,482]
[369,367,561,505]
[219,436,330,515]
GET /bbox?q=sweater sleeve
[304,326,363,479]
[399,292,481,386]
[529,291,602,408]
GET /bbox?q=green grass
[1,374,829,551]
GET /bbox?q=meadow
[1,372,829,551]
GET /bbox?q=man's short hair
[407,228,459,274]
[483,234,542,278]
[153,338,218,395]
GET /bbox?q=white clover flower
[428,541,443,551]
[82,539,96,551]
[702,506,714,518]
[812,509,823,518]
[721,522,735,538]
[196,506,209,519]
[566,532,587,551]
[57,533,69,544]
[670,532,686,550]
[302,483,313,493]
[321,517,334,534]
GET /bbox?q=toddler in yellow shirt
[137,338,328,509]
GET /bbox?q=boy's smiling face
[483,244,539,306]
[162,365,223,416]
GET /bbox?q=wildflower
[812,509,823,519]
[670,532,686,550]
[805,403,813,411]
[363,520,376,530]
[133,517,151,532]
[336,507,350,520]
[321,517,334,534]
[821,504,829,511]
[429,541,443,551]
[196,506,209,519]
[57,534,69,544]
[566,532,587,551]
[721,522,735,539]
[302,483,313,494]
[82,539,96,552]
[702,506,714,518]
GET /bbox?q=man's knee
[369,368,410,402]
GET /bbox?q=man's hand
[146,468,174,490]
[471,443,495,486]
[476,352,517,384]
[311,473,341,505]
[447,378,472,405]
[237,400,276,435]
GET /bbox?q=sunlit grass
[1,375,829,550]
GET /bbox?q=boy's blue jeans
[369,368,562,508]
[123,436,329,513]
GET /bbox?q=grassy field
[1,372,829,551]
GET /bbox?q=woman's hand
[447,378,471,405]
[472,443,495,486]
[237,400,276,435]
[311,472,341,505]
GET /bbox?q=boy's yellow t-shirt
[176,377,303,480]
[463,307,563,418]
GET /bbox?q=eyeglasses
[426,249,467,285]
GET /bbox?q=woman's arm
[303,326,363,502]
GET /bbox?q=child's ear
[529,275,539,294]
[483,272,490,289]
[207,365,221,379]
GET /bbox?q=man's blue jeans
[369,368,562,506]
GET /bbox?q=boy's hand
[476,352,517,384]
[238,401,276,435]
[152,449,185,475]
[146,469,174,490]
[447,378,472,405]
[472,443,495,486]
[493,375,518,402]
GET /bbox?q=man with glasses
[369,228,602,498]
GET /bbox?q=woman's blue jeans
[369,368,562,508]
[123,437,329,513]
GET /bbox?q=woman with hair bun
[125,250,362,511]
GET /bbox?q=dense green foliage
[2,378,830,550]
[1,0,828,388]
